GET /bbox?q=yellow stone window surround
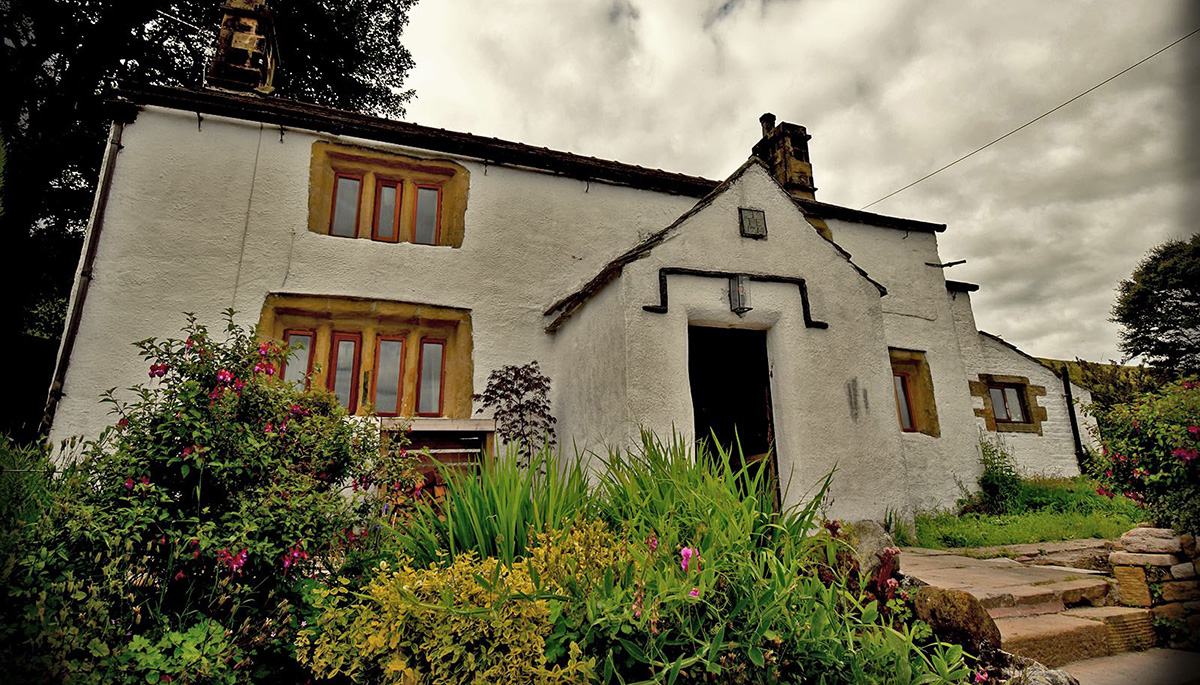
[308,141,470,247]
[258,293,473,419]
[889,347,941,438]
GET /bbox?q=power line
[861,25,1200,211]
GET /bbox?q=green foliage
[974,434,1022,515]
[395,445,592,569]
[918,474,1141,549]
[1088,378,1200,534]
[1111,234,1200,376]
[354,433,971,684]
[473,361,558,463]
[914,509,1138,549]
[0,313,401,683]
[301,554,594,684]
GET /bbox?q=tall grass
[397,443,592,568]
[394,432,832,569]
[597,430,828,561]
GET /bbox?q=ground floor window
[969,374,1048,435]
[260,294,473,419]
[988,384,1028,424]
[888,348,940,437]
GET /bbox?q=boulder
[913,586,1002,653]
[1181,532,1196,559]
[1001,655,1081,685]
[1171,562,1198,580]
[843,519,899,579]
[1120,527,1182,554]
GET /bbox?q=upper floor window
[893,372,916,432]
[262,294,473,418]
[309,142,469,247]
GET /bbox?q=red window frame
[371,179,403,243]
[893,372,917,432]
[989,384,1029,424]
[327,331,363,413]
[412,184,443,246]
[329,172,364,238]
[371,335,406,416]
[281,328,316,389]
[416,338,447,417]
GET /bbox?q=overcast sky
[399,0,1198,363]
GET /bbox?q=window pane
[375,184,397,239]
[282,333,312,388]
[414,187,439,244]
[1005,387,1026,422]
[375,339,403,414]
[333,339,357,409]
[418,342,444,414]
[989,387,1008,421]
[331,176,360,237]
[894,374,914,431]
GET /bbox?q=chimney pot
[207,0,278,95]
[759,112,776,138]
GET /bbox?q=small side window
[738,208,767,239]
[330,173,363,237]
[893,373,916,432]
[990,384,1029,423]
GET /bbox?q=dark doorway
[687,327,779,502]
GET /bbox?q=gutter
[40,122,125,435]
[1060,365,1086,469]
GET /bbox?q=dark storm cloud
[403,0,1195,362]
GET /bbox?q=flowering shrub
[1088,378,1200,534]
[0,312,405,683]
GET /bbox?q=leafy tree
[473,361,557,464]
[1111,234,1200,376]
[0,0,417,434]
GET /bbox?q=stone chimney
[206,0,278,95]
[751,113,817,201]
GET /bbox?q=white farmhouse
[44,1,1094,519]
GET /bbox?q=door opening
[687,326,780,505]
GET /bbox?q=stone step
[971,576,1110,610]
[987,600,1065,620]
[994,613,1112,668]
[1062,606,1156,655]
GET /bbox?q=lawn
[912,476,1142,549]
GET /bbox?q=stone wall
[1110,526,1200,649]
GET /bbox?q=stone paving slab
[1060,648,1200,685]
[993,614,1110,667]
[903,547,1110,609]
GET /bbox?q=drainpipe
[40,122,125,435]
[1060,365,1085,470]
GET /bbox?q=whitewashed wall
[827,221,984,511]
[577,165,912,521]
[49,106,696,445]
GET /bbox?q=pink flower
[1189,425,1199,437]
[886,578,899,591]
[174,571,186,581]
[974,669,989,683]
[680,547,698,572]
[124,477,134,489]
[141,475,150,486]
[646,535,658,553]
[688,588,700,598]
[216,369,234,384]
[259,343,270,357]
[1173,448,1198,463]
[148,363,168,378]
[265,422,274,434]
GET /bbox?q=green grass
[915,476,1141,549]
